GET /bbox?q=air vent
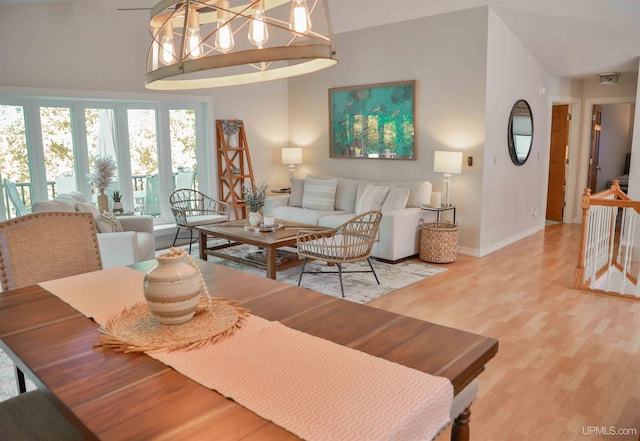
[598,72,620,85]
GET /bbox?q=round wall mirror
[508,99,533,165]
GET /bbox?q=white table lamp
[281,147,303,178]
[433,151,463,207]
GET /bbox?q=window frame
[0,88,214,224]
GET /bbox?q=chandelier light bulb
[290,0,311,34]
[248,0,268,48]
[215,0,235,52]
[160,22,175,65]
[151,28,160,70]
[186,9,202,58]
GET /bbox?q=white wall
[481,8,552,254]
[288,7,489,252]
[0,0,289,196]
[626,61,640,200]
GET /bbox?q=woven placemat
[96,297,248,353]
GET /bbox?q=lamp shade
[281,147,303,165]
[433,151,463,174]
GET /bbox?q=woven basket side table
[419,221,459,263]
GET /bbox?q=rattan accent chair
[169,189,230,254]
[0,212,101,440]
[296,210,383,298]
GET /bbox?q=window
[0,94,209,223]
[40,106,75,197]
[0,104,31,218]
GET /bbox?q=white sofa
[264,175,438,262]
[32,192,155,269]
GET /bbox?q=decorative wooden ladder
[216,120,255,220]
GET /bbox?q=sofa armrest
[373,208,438,261]
[118,215,154,234]
[97,231,139,268]
[264,195,290,214]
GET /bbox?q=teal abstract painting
[329,80,416,159]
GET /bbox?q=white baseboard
[458,224,544,258]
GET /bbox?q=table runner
[40,266,453,441]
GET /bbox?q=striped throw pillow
[355,184,389,214]
[302,178,337,211]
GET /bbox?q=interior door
[546,104,570,222]
[588,105,603,192]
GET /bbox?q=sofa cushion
[308,175,359,211]
[318,214,355,228]
[355,185,389,213]
[289,177,305,207]
[381,186,410,211]
[75,201,100,217]
[68,191,88,203]
[273,206,348,225]
[302,178,337,211]
[32,199,76,213]
[185,214,227,227]
[377,181,431,207]
[95,212,124,233]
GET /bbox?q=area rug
[170,242,447,304]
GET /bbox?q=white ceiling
[2,0,639,80]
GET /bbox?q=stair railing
[576,180,640,298]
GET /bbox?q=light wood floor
[370,223,640,441]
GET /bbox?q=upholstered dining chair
[296,210,383,298]
[169,189,230,254]
[0,212,102,440]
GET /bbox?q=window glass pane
[86,108,120,198]
[169,109,197,191]
[0,105,31,218]
[40,106,74,197]
[128,109,159,215]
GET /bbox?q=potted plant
[242,182,268,226]
[112,190,123,213]
[88,155,116,213]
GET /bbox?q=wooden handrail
[576,180,640,299]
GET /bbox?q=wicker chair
[0,211,102,440]
[296,210,383,298]
[169,189,229,254]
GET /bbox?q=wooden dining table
[0,259,498,441]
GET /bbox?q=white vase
[248,211,261,226]
[113,201,123,213]
[143,254,201,325]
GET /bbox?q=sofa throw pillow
[75,201,100,218]
[301,178,337,211]
[355,185,389,214]
[95,211,124,233]
[288,177,305,207]
[381,186,410,212]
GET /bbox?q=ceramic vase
[143,253,201,325]
[97,190,109,213]
[248,211,261,226]
[113,201,123,213]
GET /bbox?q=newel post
[575,188,592,288]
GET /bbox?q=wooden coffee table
[197,219,327,279]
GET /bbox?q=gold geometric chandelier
[145,0,337,90]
